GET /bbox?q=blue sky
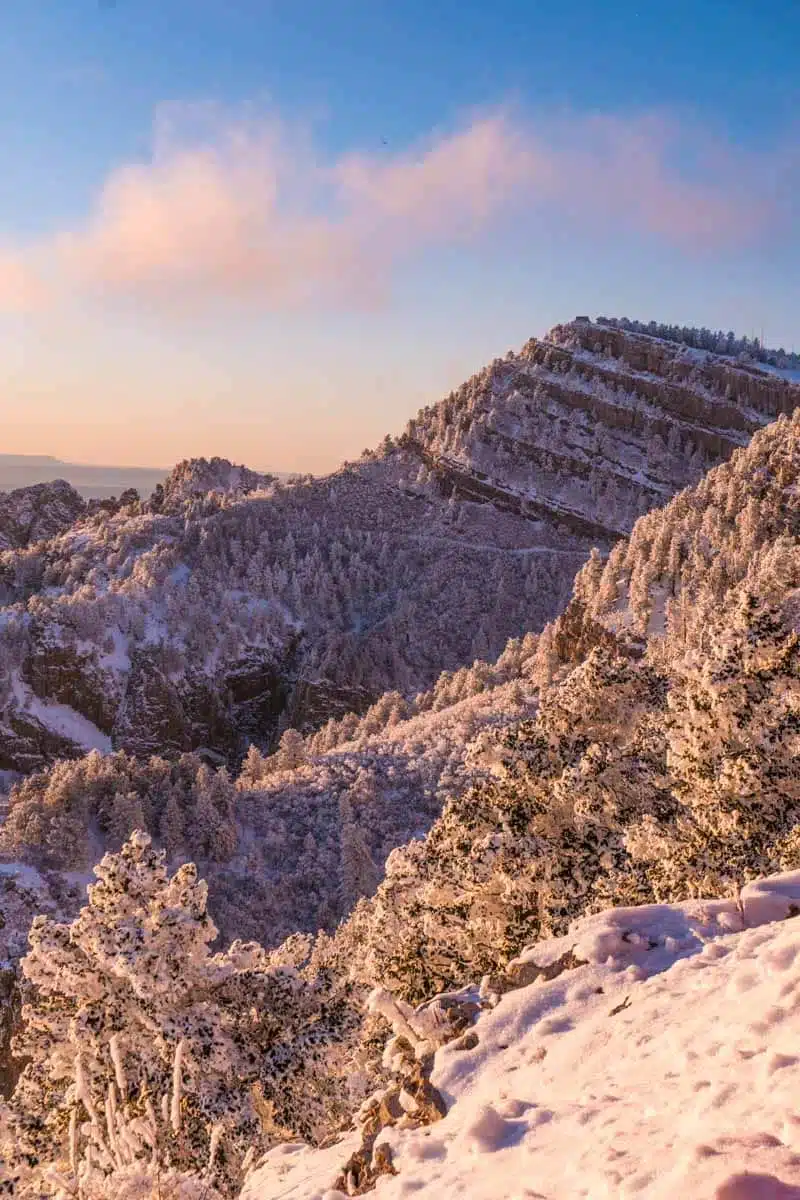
[0,0,798,470]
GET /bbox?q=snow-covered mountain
[0,318,796,778]
[2,329,800,957]
[0,455,569,775]
[324,402,800,1002]
[4,341,800,1195]
[402,315,798,539]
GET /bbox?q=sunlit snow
[245,876,800,1199]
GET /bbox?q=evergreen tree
[339,796,379,913]
[1,833,357,1196]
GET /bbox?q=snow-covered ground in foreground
[245,873,800,1200]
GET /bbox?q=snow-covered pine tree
[237,743,270,790]
[339,795,379,913]
[1,832,358,1196]
[275,728,306,772]
[629,586,800,899]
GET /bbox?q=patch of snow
[646,581,669,637]
[11,673,112,753]
[753,362,800,384]
[741,871,800,926]
[244,873,800,1199]
[0,861,48,892]
[26,693,112,753]
[142,609,170,646]
[168,563,191,587]
[225,589,302,630]
[98,626,131,672]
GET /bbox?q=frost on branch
[333,570,800,1002]
[1,831,358,1196]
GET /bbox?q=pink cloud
[549,113,769,243]
[333,115,550,238]
[0,105,781,315]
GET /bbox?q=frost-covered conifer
[237,744,269,790]
[1,832,358,1196]
[275,728,306,772]
[339,796,379,912]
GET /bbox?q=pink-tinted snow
[243,873,800,1199]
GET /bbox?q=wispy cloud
[0,103,783,315]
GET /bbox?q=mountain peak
[400,315,800,545]
[156,456,276,511]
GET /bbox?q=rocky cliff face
[401,318,797,543]
[0,321,797,773]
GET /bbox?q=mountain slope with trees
[329,404,800,1001]
[3,321,800,1197]
[3,367,800,961]
[1,319,796,778]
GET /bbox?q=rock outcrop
[402,317,798,544]
[0,479,85,552]
[154,456,276,513]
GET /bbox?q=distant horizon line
[0,451,291,476]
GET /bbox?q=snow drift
[245,874,800,1199]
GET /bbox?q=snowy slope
[755,363,800,385]
[245,874,800,1200]
[405,316,800,545]
[10,674,112,754]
